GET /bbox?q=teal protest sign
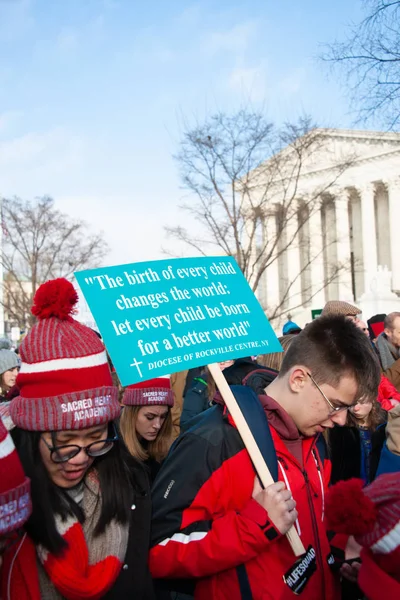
[75,256,282,386]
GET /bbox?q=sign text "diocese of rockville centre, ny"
[75,256,282,386]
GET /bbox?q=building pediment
[252,128,400,196]
[304,129,400,173]
[257,128,400,184]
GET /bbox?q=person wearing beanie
[367,313,386,343]
[1,278,155,600]
[120,377,174,483]
[321,300,361,320]
[282,320,302,335]
[0,417,31,557]
[325,473,400,600]
[0,338,20,403]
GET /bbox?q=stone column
[308,202,326,308]
[335,189,353,300]
[264,210,281,313]
[285,202,302,310]
[386,179,400,292]
[359,183,378,294]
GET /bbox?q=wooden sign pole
[208,363,305,557]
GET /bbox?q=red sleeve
[378,375,400,408]
[149,430,282,579]
[150,498,281,579]
[323,453,348,556]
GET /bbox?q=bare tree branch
[1,196,109,330]
[165,110,355,321]
[322,0,400,128]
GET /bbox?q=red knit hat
[325,474,400,582]
[0,418,31,536]
[122,376,174,407]
[367,314,386,340]
[10,278,121,431]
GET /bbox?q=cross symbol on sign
[129,358,143,378]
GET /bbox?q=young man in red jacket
[149,315,381,600]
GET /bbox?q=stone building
[255,128,400,326]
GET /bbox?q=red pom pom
[325,478,377,536]
[31,278,78,321]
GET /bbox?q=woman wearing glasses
[1,279,155,600]
[329,398,387,487]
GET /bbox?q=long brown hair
[119,405,173,463]
[346,399,387,432]
[257,335,297,372]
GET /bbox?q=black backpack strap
[230,385,278,482]
[236,564,253,600]
[228,385,279,599]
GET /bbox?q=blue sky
[0,0,365,265]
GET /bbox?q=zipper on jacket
[278,459,301,536]
[303,469,325,599]
[312,450,325,521]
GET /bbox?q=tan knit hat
[321,300,361,318]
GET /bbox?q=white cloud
[202,21,258,58]
[0,127,85,196]
[55,193,184,266]
[0,127,184,265]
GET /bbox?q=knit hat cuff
[0,352,20,376]
[10,386,121,431]
[0,476,31,535]
[0,401,14,431]
[123,387,174,407]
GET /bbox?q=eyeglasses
[41,426,118,464]
[307,372,358,414]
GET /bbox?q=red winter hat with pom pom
[326,474,400,583]
[10,278,121,431]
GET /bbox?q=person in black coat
[180,358,278,431]
[329,399,387,486]
[120,377,174,486]
[328,398,387,600]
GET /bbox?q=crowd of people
[0,278,399,600]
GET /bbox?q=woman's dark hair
[11,422,135,555]
[346,400,387,432]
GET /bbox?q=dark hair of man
[279,315,381,401]
[384,312,400,331]
[11,423,138,555]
